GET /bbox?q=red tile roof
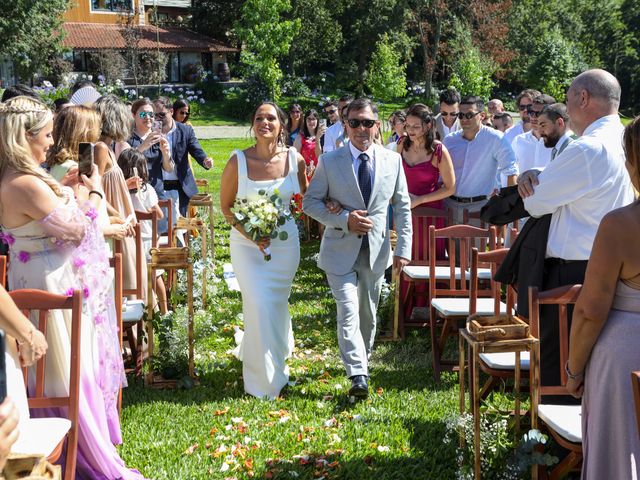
[62,22,238,53]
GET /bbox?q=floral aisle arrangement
[231,189,292,261]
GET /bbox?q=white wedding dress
[230,148,300,399]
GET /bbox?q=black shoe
[349,375,369,398]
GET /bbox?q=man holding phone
[148,97,213,217]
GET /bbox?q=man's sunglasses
[440,112,459,117]
[138,111,155,119]
[324,109,338,115]
[347,119,377,129]
[456,111,482,120]
[518,104,531,111]
[527,107,543,117]
[154,112,167,119]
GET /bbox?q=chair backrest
[632,371,640,441]
[410,206,451,263]
[0,255,6,288]
[109,254,123,348]
[529,284,583,399]
[429,224,497,299]
[195,178,209,192]
[469,247,515,316]
[463,208,519,247]
[114,222,143,298]
[157,198,173,247]
[134,209,158,249]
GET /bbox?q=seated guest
[434,88,461,140]
[286,103,304,146]
[0,95,146,479]
[151,96,213,217]
[492,112,513,132]
[443,96,517,224]
[504,88,540,145]
[511,93,555,178]
[565,115,640,479]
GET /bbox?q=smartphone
[78,142,94,177]
[152,121,163,134]
[319,119,327,128]
[0,331,6,403]
[128,166,139,194]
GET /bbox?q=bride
[220,102,307,399]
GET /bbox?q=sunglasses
[527,107,543,117]
[291,110,302,114]
[324,109,338,115]
[518,104,531,111]
[440,112,459,117]
[177,111,190,116]
[154,112,167,119]
[138,111,154,119]
[457,111,482,120]
[347,119,377,129]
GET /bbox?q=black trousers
[540,258,588,404]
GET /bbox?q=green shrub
[365,34,407,101]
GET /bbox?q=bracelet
[564,361,584,380]
[89,190,104,200]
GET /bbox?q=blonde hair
[94,94,132,142]
[0,96,61,196]
[46,105,101,168]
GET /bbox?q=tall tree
[0,0,70,81]
[190,0,242,44]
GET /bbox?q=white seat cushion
[431,298,507,317]
[479,352,530,370]
[475,268,493,280]
[158,234,170,247]
[538,404,582,444]
[403,265,462,280]
[12,417,71,456]
[123,299,145,324]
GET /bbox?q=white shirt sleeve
[140,184,159,211]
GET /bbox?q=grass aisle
[118,139,461,479]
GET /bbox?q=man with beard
[537,103,574,160]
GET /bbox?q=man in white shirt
[492,112,513,132]
[488,98,505,116]
[504,89,541,145]
[519,69,635,392]
[323,95,353,153]
[443,96,518,224]
[537,103,573,160]
[434,88,461,140]
[511,94,555,177]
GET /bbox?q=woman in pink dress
[397,103,456,316]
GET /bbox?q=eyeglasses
[154,112,167,119]
[347,119,377,129]
[138,111,154,119]
[456,111,482,120]
[440,112,459,117]
[518,104,531,111]
[177,111,190,116]
[527,107,543,117]
[324,109,338,115]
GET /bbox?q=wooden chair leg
[430,306,441,382]
[549,451,582,480]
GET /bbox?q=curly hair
[94,94,133,142]
[46,105,101,168]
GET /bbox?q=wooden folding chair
[529,284,583,479]
[393,206,450,339]
[429,224,497,382]
[157,198,174,248]
[632,371,640,440]
[114,222,144,299]
[463,208,518,248]
[468,248,527,399]
[10,289,82,480]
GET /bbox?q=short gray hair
[346,98,379,119]
[572,69,621,108]
[94,94,132,142]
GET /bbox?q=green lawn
[117,139,500,479]
[190,102,250,127]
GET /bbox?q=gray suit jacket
[434,113,461,141]
[302,144,412,276]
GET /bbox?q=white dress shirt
[512,131,553,174]
[162,123,179,181]
[443,126,518,198]
[503,122,524,145]
[323,122,344,153]
[349,142,376,188]
[523,115,635,260]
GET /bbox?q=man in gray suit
[303,98,412,398]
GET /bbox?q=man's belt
[163,180,180,191]
[450,195,488,204]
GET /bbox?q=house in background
[62,0,237,83]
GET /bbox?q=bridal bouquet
[231,189,292,261]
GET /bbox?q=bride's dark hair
[250,101,289,145]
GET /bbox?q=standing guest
[220,102,307,399]
[0,85,40,102]
[52,98,71,117]
[519,69,635,394]
[434,88,461,140]
[504,89,540,145]
[303,98,412,399]
[151,97,213,217]
[323,95,354,153]
[565,116,640,480]
[492,112,513,132]
[172,98,191,125]
[286,103,304,146]
[511,94,556,176]
[293,109,324,179]
[443,96,517,224]
[488,98,505,117]
[128,98,174,233]
[537,103,573,160]
[0,96,146,479]
[323,100,340,127]
[397,103,455,316]
[385,110,406,151]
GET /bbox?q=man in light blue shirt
[443,96,518,224]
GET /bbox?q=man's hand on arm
[517,170,540,198]
[347,210,373,234]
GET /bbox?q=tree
[190,0,242,44]
[0,0,70,80]
[365,34,407,100]
[235,0,300,101]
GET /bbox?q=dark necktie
[551,147,558,161]
[357,153,371,249]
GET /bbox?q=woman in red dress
[397,103,456,317]
[293,109,325,179]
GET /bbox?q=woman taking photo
[0,96,145,479]
[220,101,307,399]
